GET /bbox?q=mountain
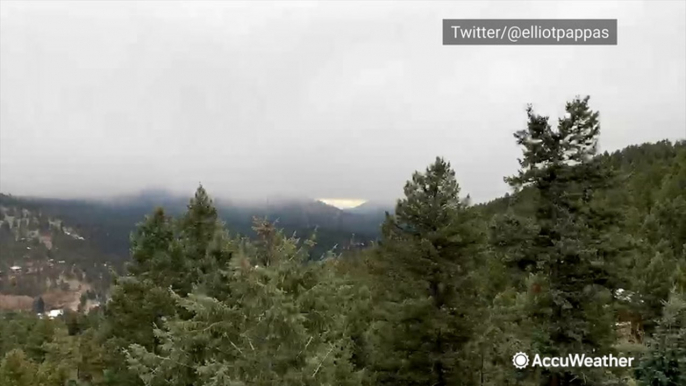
[0,190,390,310]
[342,201,393,232]
[0,191,386,268]
[344,200,394,216]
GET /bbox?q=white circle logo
[512,352,529,369]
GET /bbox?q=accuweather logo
[512,352,635,369]
[512,352,529,369]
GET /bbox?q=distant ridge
[0,189,387,265]
[343,200,394,215]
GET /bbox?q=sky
[1,1,685,206]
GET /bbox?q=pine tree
[369,157,483,386]
[505,96,621,385]
[177,184,232,295]
[126,207,175,285]
[102,208,179,386]
[635,291,686,385]
[125,218,367,386]
[0,349,38,386]
[180,184,219,262]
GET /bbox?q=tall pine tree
[505,96,622,385]
[369,157,483,386]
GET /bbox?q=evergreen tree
[125,218,367,386]
[635,291,686,385]
[0,349,38,386]
[101,208,179,386]
[504,96,621,385]
[177,184,232,296]
[126,207,175,285]
[369,157,483,385]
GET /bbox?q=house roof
[47,309,64,318]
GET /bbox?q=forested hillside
[0,192,384,267]
[0,200,112,313]
[1,96,684,386]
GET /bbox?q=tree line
[1,96,685,386]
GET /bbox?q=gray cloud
[1,1,684,204]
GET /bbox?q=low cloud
[1,1,684,204]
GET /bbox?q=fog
[1,1,684,205]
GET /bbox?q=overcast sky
[1,1,684,204]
